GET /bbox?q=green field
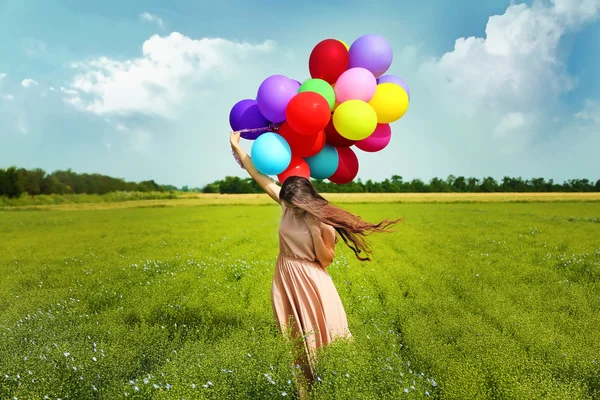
[1,198,599,399]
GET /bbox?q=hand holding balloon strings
[230,124,281,169]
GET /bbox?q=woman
[229,131,402,393]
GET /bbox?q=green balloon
[298,79,336,110]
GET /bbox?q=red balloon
[309,39,349,84]
[328,147,359,185]
[278,122,326,158]
[278,156,311,184]
[285,92,331,135]
[324,119,356,148]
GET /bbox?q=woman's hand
[230,131,241,149]
[306,213,336,268]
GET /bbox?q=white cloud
[419,0,600,141]
[0,73,6,81]
[64,32,275,118]
[575,99,600,124]
[2,94,14,101]
[16,117,29,135]
[139,12,165,29]
[49,86,55,91]
[552,0,600,25]
[21,79,39,88]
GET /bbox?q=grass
[0,191,180,209]
[2,192,600,212]
[1,200,599,399]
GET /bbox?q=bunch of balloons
[229,34,410,185]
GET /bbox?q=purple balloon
[377,75,410,100]
[229,99,270,140]
[256,75,300,123]
[348,34,393,78]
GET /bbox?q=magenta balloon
[356,123,392,152]
[256,75,300,123]
[334,67,377,103]
[377,75,410,100]
[229,99,270,140]
[348,34,393,78]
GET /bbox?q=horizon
[1,0,599,188]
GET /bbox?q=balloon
[229,99,270,140]
[250,132,292,175]
[356,123,391,152]
[324,119,356,148]
[305,144,339,179]
[329,147,359,185]
[256,75,300,123]
[349,34,393,78]
[278,122,325,158]
[377,75,410,100]
[331,84,340,111]
[369,83,409,123]
[299,79,336,110]
[278,156,311,184]
[285,91,331,135]
[338,40,350,50]
[334,67,377,103]
[309,39,349,84]
[332,99,378,141]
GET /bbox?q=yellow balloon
[333,100,378,141]
[368,83,409,123]
[338,40,349,50]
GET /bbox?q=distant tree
[409,178,428,192]
[1,167,26,198]
[480,177,499,192]
[529,177,547,192]
[466,177,480,192]
[429,177,450,192]
[202,183,219,193]
[3,166,600,196]
[452,176,467,192]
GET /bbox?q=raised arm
[230,131,281,204]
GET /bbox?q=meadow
[1,194,599,399]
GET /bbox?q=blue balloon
[305,144,339,179]
[251,132,292,175]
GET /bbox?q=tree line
[0,167,167,198]
[203,175,600,194]
[1,166,599,198]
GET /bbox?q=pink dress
[271,202,353,380]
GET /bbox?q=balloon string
[231,123,281,169]
[237,123,281,133]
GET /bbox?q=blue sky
[0,0,599,187]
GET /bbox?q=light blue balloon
[305,144,339,179]
[251,132,292,175]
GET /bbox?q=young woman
[230,131,402,394]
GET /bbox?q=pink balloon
[334,67,377,103]
[356,123,392,152]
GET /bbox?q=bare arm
[306,214,336,268]
[230,131,281,204]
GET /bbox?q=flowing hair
[279,176,404,261]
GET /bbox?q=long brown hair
[279,176,403,261]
